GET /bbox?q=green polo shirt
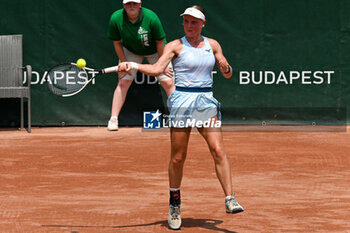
[108,7,166,56]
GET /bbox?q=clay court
[1,126,350,233]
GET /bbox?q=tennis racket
[44,62,120,97]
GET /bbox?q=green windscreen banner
[0,0,349,126]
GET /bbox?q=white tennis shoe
[107,118,118,131]
[168,204,181,230]
[225,195,244,214]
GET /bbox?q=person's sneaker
[107,118,118,131]
[168,204,181,230]
[225,195,244,214]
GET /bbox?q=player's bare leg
[198,117,244,214]
[197,124,232,196]
[168,127,191,230]
[169,127,191,188]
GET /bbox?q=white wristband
[129,62,139,71]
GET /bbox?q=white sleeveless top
[172,36,216,88]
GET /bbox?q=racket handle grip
[103,66,119,74]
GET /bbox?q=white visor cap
[123,0,141,3]
[180,7,205,21]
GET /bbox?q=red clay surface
[1,126,350,233]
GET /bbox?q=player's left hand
[164,65,174,78]
[218,60,230,73]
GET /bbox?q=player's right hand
[117,62,132,75]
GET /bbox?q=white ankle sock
[110,116,118,121]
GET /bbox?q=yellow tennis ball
[76,58,86,69]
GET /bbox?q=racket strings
[46,64,88,96]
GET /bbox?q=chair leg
[20,98,24,130]
[28,97,31,133]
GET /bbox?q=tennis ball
[76,58,86,69]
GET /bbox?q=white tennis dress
[167,36,221,128]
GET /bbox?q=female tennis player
[118,5,243,230]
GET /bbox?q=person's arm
[155,39,165,57]
[208,38,232,79]
[113,40,127,62]
[118,40,180,76]
[156,39,173,78]
[112,40,128,79]
[108,12,124,61]
[150,13,166,57]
